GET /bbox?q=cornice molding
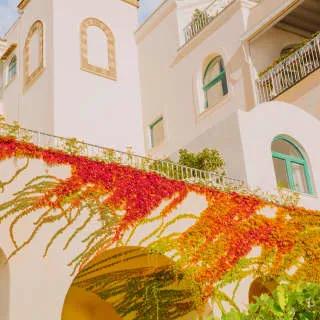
[17,0,139,12]
[17,0,30,11]
[135,0,176,43]
[121,0,139,7]
[241,0,302,42]
[0,44,17,61]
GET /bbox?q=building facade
[0,1,320,319]
[0,0,144,153]
[137,0,320,209]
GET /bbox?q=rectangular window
[273,157,289,189]
[150,117,164,148]
[291,162,309,194]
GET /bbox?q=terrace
[183,0,236,44]
[256,32,320,103]
[252,0,320,103]
[0,121,244,190]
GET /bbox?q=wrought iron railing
[183,0,235,44]
[256,33,320,103]
[0,122,245,190]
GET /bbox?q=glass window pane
[204,58,221,86]
[272,139,302,158]
[291,162,309,193]
[150,119,164,148]
[8,56,17,82]
[205,81,224,108]
[273,157,289,189]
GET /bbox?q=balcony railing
[0,122,245,190]
[256,33,320,103]
[183,0,235,44]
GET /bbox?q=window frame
[149,116,164,149]
[272,136,314,194]
[23,20,45,91]
[203,56,228,109]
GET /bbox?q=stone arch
[23,20,45,91]
[61,246,197,320]
[0,248,10,320]
[80,18,117,80]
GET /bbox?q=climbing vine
[1,136,320,319]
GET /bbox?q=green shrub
[150,148,225,180]
[177,148,225,174]
[222,282,320,320]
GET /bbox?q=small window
[272,137,313,194]
[203,56,228,109]
[150,117,164,148]
[7,55,17,83]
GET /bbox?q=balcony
[183,0,235,44]
[256,32,320,103]
[0,121,244,190]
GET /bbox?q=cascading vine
[1,136,320,318]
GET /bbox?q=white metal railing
[183,0,235,44]
[256,33,320,103]
[0,122,245,190]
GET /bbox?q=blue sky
[0,0,161,37]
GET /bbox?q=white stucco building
[1,0,320,208]
[0,1,320,319]
[0,0,319,205]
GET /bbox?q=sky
[0,0,161,37]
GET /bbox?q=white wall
[238,102,320,209]
[2,0,54,133]
[137,1,255,164]
[2,0,144,154]
[52,0,145,154]
[0,157,206,320]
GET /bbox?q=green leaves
[178,148,225,174]
[222,282,320,320]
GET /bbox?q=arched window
[203,56,228,109]
[23,20,45,91]
[80,18,117,80]
[7,55,17,83]
[272,136,313,194]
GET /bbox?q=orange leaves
[1,137,320,305]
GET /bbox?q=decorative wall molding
[80,18,117,81]
[23,20,44,92]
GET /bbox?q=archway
[0,249,9,320]
[61,247,197,320]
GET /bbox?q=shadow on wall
[0,248,9,320]
[61,246,198,320]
